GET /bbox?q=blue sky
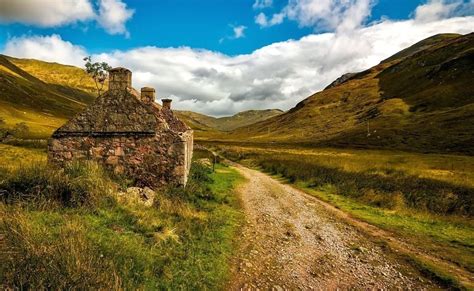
[0,0,473,116]
[1,0,428,55]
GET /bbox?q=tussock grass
[257,158,472,216]
[0,145,244,289]
[0,160,116,208]
[0,207,122,289]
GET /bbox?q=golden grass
[213,144,474,189]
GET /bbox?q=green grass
[0,145,244,289]
[213,143,474,277]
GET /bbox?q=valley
[0,32,473,289]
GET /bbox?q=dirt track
[228,164,440,290]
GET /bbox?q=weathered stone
[50,139,62,151]
[48,67,193,188]
[114,165,125,174]
[106,155,119,165]
[116,186,156,207]
[91,147,104,156]
[115,146,124,156]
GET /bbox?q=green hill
[226,33,474,154]
[0,55,96,138]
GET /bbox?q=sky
[0,0,473,116]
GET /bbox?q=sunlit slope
[176,109,283,132]
[230,33,474,154]
[0,55,96,138]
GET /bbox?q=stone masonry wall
[48,67,193,188]
[48,131,190,187]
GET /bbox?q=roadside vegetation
[0,144,244,289]
[213,143,474,277]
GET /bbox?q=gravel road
[228,164,440,290]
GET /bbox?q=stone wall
[48,130,191,187]
[48,67,193,188]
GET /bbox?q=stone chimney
[162,99,172,109]
[141,87,155,104]
[109,67,131,91]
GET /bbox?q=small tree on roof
[83,56,112,97]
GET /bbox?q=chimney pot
[108,67,131,91]
[162,98,172,109]
[141,87,155,104]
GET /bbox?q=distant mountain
[229,33,474,154]
[176,109,283,132]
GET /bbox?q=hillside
[0,55,96,138]
[176,109,283,132]
[226,33,474,154]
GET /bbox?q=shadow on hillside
[377,34,474,112]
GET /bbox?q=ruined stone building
[48,67,193,187]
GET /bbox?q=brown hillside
[226,33,474,154]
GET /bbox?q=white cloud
[220,25,247,43]
[3,17,474,117]
[255,13,268,26]
[0,0,134,36]
[233,25,247,38]
[255,0,375,32]
[3,34,87,67]
[0,0,95,26]
[255,12,285,27]
[414,0,474,22]
[253,0,273,9]
[97,0,135,37]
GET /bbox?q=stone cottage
[48,67,193,187]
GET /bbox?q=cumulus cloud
[97,0,135,36]
[233,25,247,38]
[0,0,134,36]
[0,0,94,26]
[3,34,87,67]
[414,0,474,22]
[3,18,474,116]
[255,0,374,32]
[253,0,273,9]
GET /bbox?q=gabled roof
[52,87,162,137]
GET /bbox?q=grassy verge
[213,144,474,281]
[0,144,244,289]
